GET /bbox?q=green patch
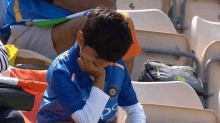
[176,75,186,82]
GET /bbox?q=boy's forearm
[121,103,148,123]
[71,86,109,123]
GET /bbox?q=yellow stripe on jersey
[110,63,124,70]
[14,0,23,22]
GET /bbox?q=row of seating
[116,7,220,123]
[4,7,220,123]
[117,0,220,38]
[1,0,220,122]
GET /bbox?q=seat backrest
[131,81,203,108]
[16,49,53,67]
[117,9,177,33]
[117,81,203,123]
[131,30,191,80]
[0,0,5,28]
[125,103,219,123]
[201,41,220,114]
[116,0,171,14]
[184,0,220,40]
[191,16,220,63]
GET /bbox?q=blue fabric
[2,0,71,39]
[37,43,138,122]
[4,0,71,25]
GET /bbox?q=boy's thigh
[8,25,58,60]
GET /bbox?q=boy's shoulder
[109,59,126,70]
[47,48,79,80]
[50,44,79,72]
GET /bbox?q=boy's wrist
[93,75,105,90]
[94,74,105,80]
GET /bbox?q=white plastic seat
[125,103,219,123]
[15,49,53,67]
[191,16,220,63]
[184,0,220,39]
[116,0,171,14]
[201,41,220,115]
[130,81,203,107]
[218,91,220,117]
[117,81,203,123]
[117,9,177,33]
[131,30,191,80]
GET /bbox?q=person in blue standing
[3,0,116,60]
[37,7,148,123]
[2,0,137,75]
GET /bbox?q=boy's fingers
[82,58,89,69]
[77,58,86,71]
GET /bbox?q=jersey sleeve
[51,70,86,116]
[118,66,138,106]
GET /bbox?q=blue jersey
[4,0,71,26]
[2,0,71,39]
[37,43,138,122]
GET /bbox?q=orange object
[9,68,48,96]
[121,12,142,60]
[8,68,48,123]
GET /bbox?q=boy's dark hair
[81,7,133,62]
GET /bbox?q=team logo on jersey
[106,85,118,99]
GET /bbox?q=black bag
[0,84,35,111]
[138,60,206,107]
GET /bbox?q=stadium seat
[117,81,203,123]
[15,49,53,69]
[184,0,220,39]
[191,16,220,63]
[131,30,191,80]
[117,0,171,14]
[201,41,220,115]
[125,103,219,123]
[117,9,177,33]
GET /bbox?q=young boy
[37,7,147,123]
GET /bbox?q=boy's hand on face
[77,57,106,90]
[77,57,105,79]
